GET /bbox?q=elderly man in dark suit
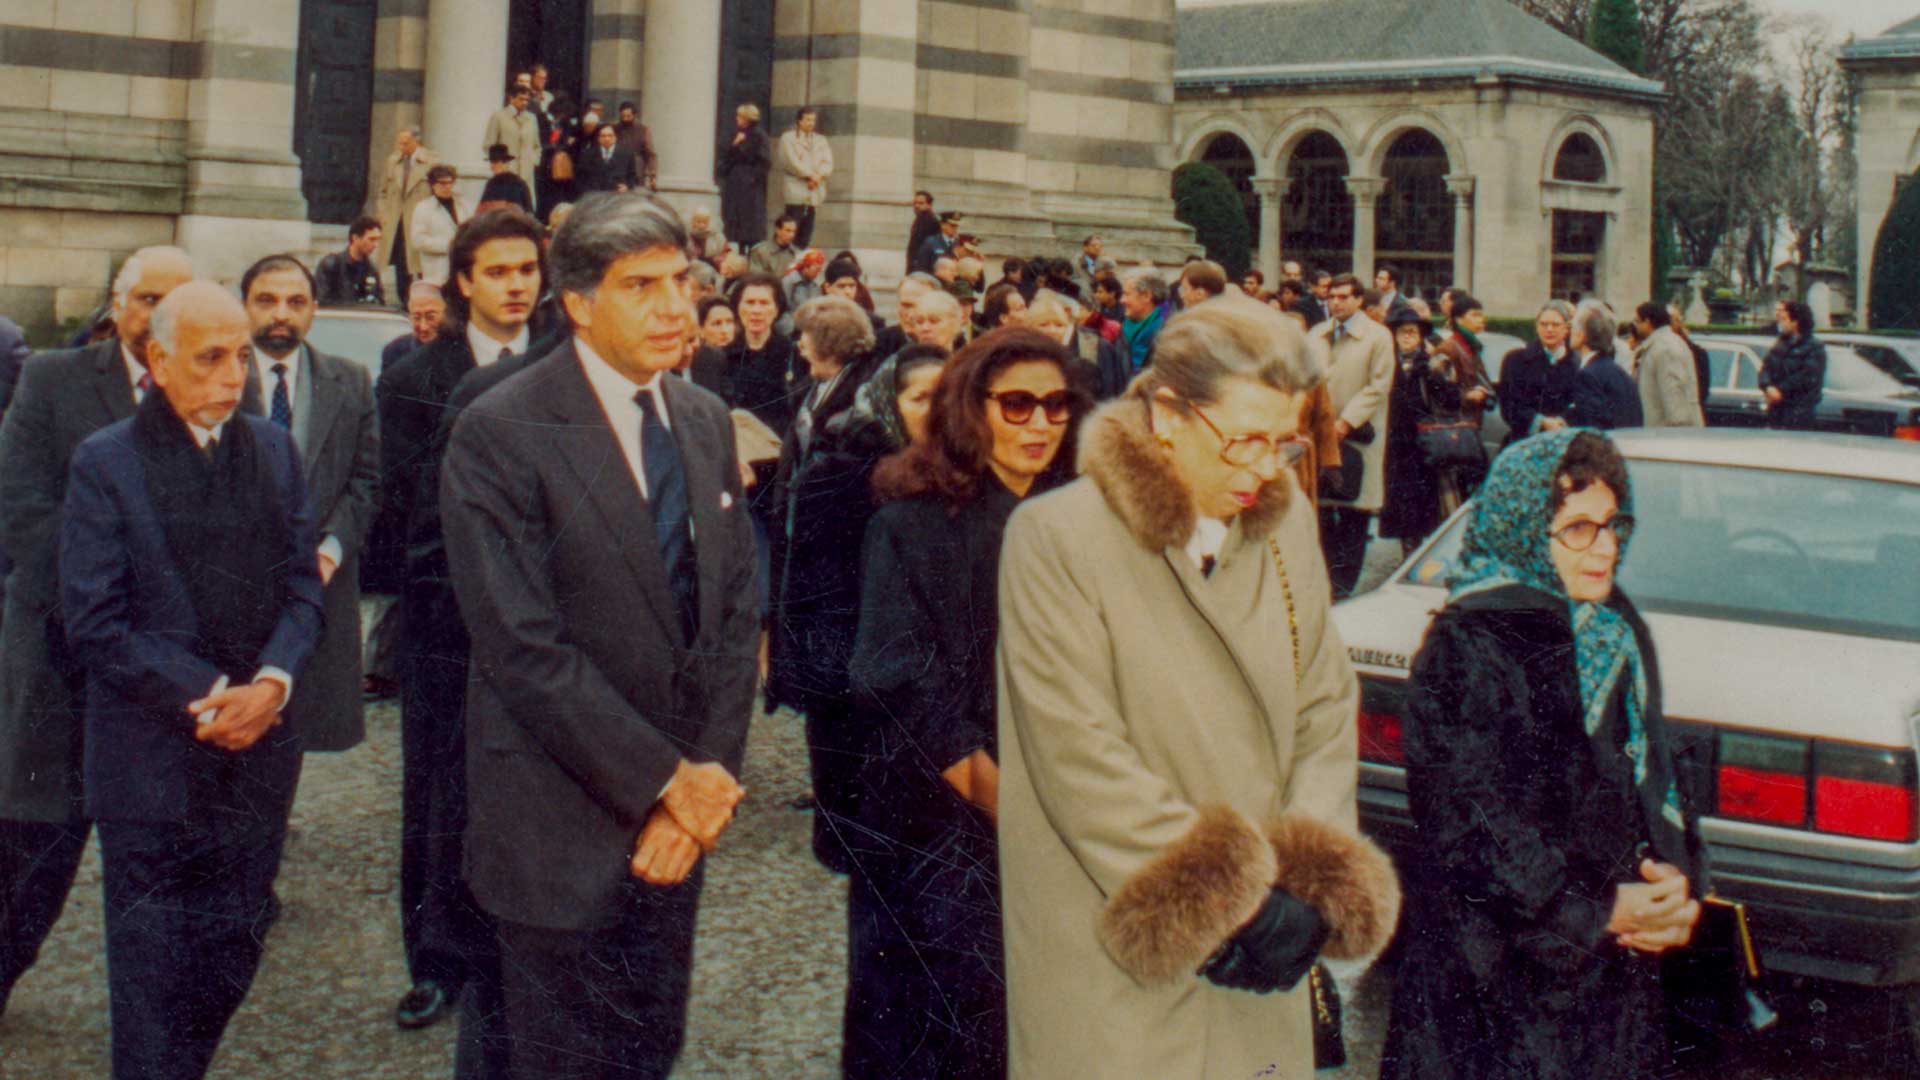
[239,255,380,754]
[376,207,561,1032]
[59,281,323,1079]
[0,245,193,1014]
[576,122,639,195]
[441,192,758,1080]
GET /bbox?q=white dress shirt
[252,346,343,567]
[574,335,672,502]
[468,323,530,369]
[121,344,150,404]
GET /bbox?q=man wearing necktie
[442,192,758,1080]
[238,256,381,759]
[1311,273,1396,598]
[0,245,192,1016]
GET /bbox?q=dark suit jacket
[242,348,380,751]
[59,414,324,823]
[441,345,759,930]
[1496,342,1578,446]
[576,143,638,194]
[0,339,137,820]
[1564,352,1645,431]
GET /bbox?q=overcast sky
[1171,1,1915,43]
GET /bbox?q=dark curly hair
[1551,431,1629,513]
[872,327,1093,508]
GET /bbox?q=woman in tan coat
[996,297,1402,1079]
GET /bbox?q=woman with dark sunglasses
[842,327,1092,1079]
[996,296,1401,1079]
[1382,428,1703,1079]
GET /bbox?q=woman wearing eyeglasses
[996,297,1401,1079]
[842,327,1091,1079]
[1381,428,1702,1079]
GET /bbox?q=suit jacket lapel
[301,350,346,478]
[91,340,137,423]
[543,349,683,652]
[665,376,726,642]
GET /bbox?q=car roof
[1609,427,1920,485]
[314,306,408,322]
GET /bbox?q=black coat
[725,333,803,437]
[1760,333,1826,431]
[1378,349,1463,543]
[906,210,939,269]
[1495,341,1577,447]
[1563,352,1643,431]
[315,252,384,306]
[574,144,637,195]
[845,482,1017,1077]
[1382,585,1702,1080]
[718,126,770,248]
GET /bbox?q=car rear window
[307,312,410,376]
[1403,460,1920,643]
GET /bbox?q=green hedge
[1171,161,1251,280]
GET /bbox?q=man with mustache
[239,255,381,759]
[59,281,323,1077]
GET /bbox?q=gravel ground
[0,558,1909,1078]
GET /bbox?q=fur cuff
[1098,805,1278,986]
[1267,813,1402,961]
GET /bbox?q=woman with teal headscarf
[1381,428,1704,1079]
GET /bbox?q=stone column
[1253,178,1291,289]
[643,0,724,210]
[422,0,508,196]
[1346,177,1385,279]
[1446,175,1476,293]
[174,0,311,284]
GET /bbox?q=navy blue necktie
[270,363,292,429]
[635,388,699,646]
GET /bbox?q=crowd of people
[0,70,1843,1080]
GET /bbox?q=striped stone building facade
[0,0,1191,340]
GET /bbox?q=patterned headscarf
[1448,429,1684,832]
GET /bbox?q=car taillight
[1814,742,1918,842]
[1712,730,1919,842]
[1894,424,1920,442]
[1358,709,1406,765]
[1717,732,1808,827]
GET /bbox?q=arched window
[1553,133,1608,184]
[1284,131,1353,275]
[1375,129,1454,297]
[1200,133,1259,246]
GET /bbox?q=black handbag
[1309,961,1345,1069]
[1415,418,1484,470]
[1663,894,1779,1037]
[1322,422,1373,503]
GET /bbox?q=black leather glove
[1200,887,1330,994]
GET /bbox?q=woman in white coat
[408,165,465,286]
[996,296,1402,1079]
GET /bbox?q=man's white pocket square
[720,491,734,510]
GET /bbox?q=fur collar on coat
[1077,396,1291,552]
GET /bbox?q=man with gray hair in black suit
[442,193,759,1079]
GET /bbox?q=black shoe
[396,980,451,1030]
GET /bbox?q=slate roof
[1174,0,1665,101]
[1839,14,1920,63]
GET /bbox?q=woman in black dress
[1379,308,1457,555]
[844,328,1092,1079]
[719,103,771,251]
[1382,428,1704,1080]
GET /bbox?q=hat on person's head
[1385,307,1433,339]
[946,278,977,304]
[795,249,826,274]
[940,211,964,225]
[487,143,515,163]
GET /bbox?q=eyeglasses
[1551,514,1635,552]
[987,390,1075,425]
[1188,404,1309,470]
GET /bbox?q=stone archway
[1375,129,1455,298]
[1284,130,1353,275]
[1198,131,1260,251]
